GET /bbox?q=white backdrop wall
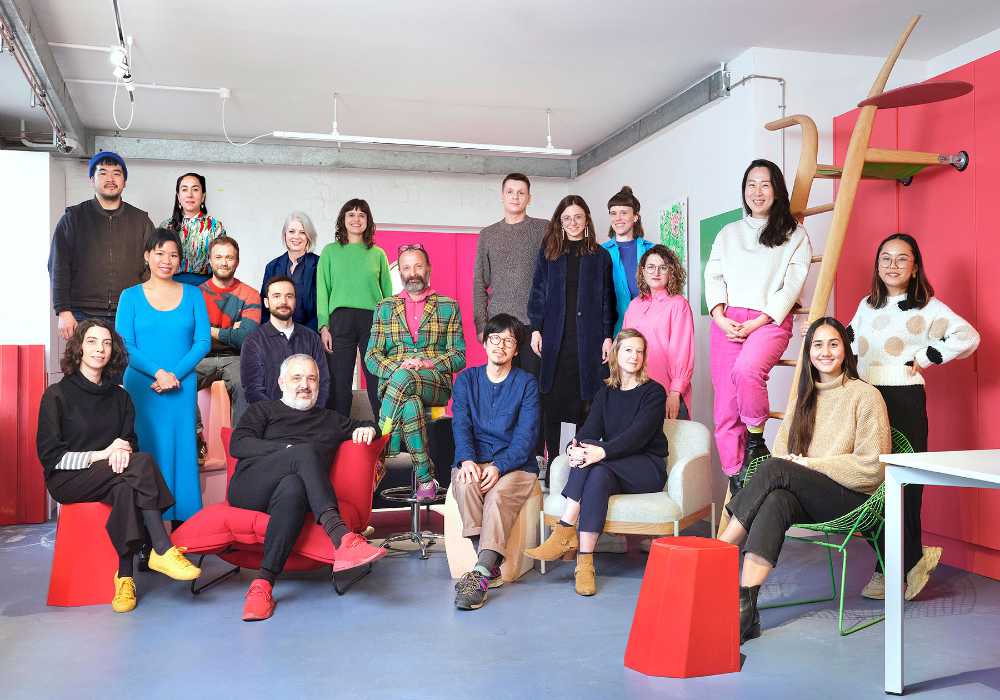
[53,158,570,296]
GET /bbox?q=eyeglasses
[487,334,517,348]
[878,255,911,269]
[643,264,670,274]
[560,214,587,225]
[398,243,425,255]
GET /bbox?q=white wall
[54,158,570,293]
[928,25,1000,76]
[0,151,57,358]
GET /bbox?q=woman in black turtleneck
[527,195,615,475]
[37,319,201,612]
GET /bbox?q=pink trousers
[709,306,792,475]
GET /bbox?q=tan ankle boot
[575,553,596,596]
[524,523,579,561]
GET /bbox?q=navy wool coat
[527,245,615,400]
[260,251,320,331]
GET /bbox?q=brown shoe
[524,523,579,561]
[575,553,596,596]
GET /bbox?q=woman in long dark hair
[527,195,614,472]
[160,172,227,285]
[846,233,979,601]
[704,158,812,493]
[316,198,392,417]
[719,317,890,643]
[37,319,201,613]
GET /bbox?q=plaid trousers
[379,367,452,482]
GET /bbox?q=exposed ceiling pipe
[725,71,788,174]
[19,119,62,150]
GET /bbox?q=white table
[882,449,1000,695]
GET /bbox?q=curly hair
[637,245,686,297]
[334,198,376,248]
[61,319,128,377]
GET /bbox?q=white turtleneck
[703,215,812,324]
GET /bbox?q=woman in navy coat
[528,195,615,469]
[260,211,320,331]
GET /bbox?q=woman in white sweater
[704,159,812,494]
[847,233,980,601]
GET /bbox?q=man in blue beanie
[48,151,155,339]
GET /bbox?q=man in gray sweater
[473,173,548,375]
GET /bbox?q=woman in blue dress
[116,228,210,522]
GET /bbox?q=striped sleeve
[54,451,93,471]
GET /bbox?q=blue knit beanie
[88,151,128,180]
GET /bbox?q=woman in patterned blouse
[161,172,227,285]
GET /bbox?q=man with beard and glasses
[365,244,466,501]
[195,236,260,430]
[48,151,155,341]
[229,353,386,621]
[242,276,329,407]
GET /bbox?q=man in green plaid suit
[365,245,466,499]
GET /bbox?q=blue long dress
[116,283,210,520]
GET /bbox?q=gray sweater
[473,216,548,334]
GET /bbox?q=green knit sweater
[316,242,393,328]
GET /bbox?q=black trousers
[877,384,929,573]
[726,458,871,567]
[46,453,174,556]
[562,454,666,533]
[326,308,380,418]
[228,445,342,575]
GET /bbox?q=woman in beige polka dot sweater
[846,233,980,603]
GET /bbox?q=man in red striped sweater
[196,236,262,437]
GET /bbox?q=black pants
[726,457,872,566]
[562,454,666,534]
[46,453,174,556]
[877,384,929,573]
[513,331,544,458]
[326,308,380,418]
[228,445,342,575]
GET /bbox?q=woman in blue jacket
[528,195,614,474]
[260,211,320,330]
[601,186,655,335]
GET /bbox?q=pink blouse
[622,290,695,412]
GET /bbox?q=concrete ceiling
[4,0,1000,153]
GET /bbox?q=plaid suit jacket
[365,292,467,389]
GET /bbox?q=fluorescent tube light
[271,130,572,156]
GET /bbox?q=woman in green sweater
[719,316,890,644]
[317,198,393,416]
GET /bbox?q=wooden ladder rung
[776,359,797,367]
[801,203,834,217]
[791,306,810,315]
[810,255,823,264]
[768,411,785,420]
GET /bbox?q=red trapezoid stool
[624,536,740,678]
[47,502,119,606]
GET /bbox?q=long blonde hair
[605,328,650,389]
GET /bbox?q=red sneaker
[242,579,275,621]
[333,532,386,573]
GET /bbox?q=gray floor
[3,521,1000,700]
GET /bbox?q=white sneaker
[861,571,885,600]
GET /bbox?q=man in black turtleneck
[228,352,386,621]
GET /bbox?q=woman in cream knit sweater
[720,317,890,644]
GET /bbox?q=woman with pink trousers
[623,244,694,419]
[704,159,811,495]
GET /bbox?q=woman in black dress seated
[524,328,667,596]
[37,319,202,612]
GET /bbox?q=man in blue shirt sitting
[451,314,540,610]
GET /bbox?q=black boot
[736,430,771,488]
[740,585,761,643]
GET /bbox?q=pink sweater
[623,290,694,412]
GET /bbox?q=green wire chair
[739,428,914,636]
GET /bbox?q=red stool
[624,536,740,678]
[46,502,119,606]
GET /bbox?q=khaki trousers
[451,467,538,555]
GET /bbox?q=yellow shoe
[148,545,202,581]
[112,574,137,613]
